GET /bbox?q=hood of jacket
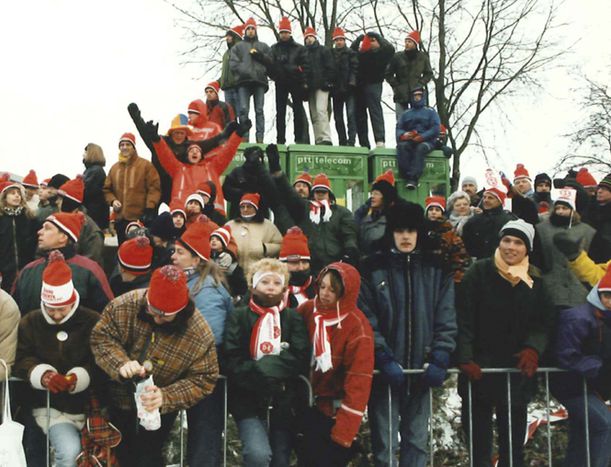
[315,261,360,315]
[588,285,611,318]
[188,99,209,128]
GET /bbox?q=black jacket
[461,206,517,260]
[83,163,108,230]
[0,211,36,293]
[350,33,395,85]
[270,38,309,86]
[331,46,358,95]
[304,41,336,91]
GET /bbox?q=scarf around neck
[312,304,347,373]
[3,206,24,216]
[249,292,289,360]
[289,276,313,307]
[309,200,332,224]
[494,248,533,289]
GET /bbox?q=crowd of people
[1,16,611,467]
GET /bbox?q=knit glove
[376,350,405,389]
[265,144,282,173]
[216,252,233,270]
[236,119,252,137]
[516,348,539,378]
[459,361,482,381]
[143,120,160,143]
[399,131,414,142]
[422,350,449,388]
[221,121,238,139]
[553,230,581,261]
[41,371,76,394]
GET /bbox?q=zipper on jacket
[12,218,19,268]
[406,254,412,370]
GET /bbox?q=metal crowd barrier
[7,368,597,467]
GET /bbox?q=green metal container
[287,144,369,211]
[368,148,450,205]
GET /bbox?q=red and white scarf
[312,305,347,373]
[249,292,289,360]
[309,200,332,224]
[289,277,313,307]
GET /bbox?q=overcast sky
[1,0,609,186]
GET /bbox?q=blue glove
[422,350,449,388]
[376,350,405,389]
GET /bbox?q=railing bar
[46,389,50,467]
[583,377,591,467]
[180,409,184,467]
[507,372,513,467]
[429,387,434,467]
[545,371,552,467]
[224,376,228,467]
[388,383,393,466]
[468,378,473,467]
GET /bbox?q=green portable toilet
[287,144,369,211]
[368,147,450,206]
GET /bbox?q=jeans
[224,88,240,118]
[48,422,81,467]
[332,93,356,146]
[560,393,611,467]
[186,381,225,467]
[237,417,292,467]
[308,89,332,144]
[238,84,266,142]
[355,82,385,147]
[396,141,434,182]
[275,82,308,144]
[368,379,430,467]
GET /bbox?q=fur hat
[148,266,189,315]
[45,212,85,242]
[499,219,535,251]
[118,236,153,275]
[386,200,424,233]
[41,251,77,307]
[279,226,310,262]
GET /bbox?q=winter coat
[76,212,104,268]
[385,49,433,104]
[331,46,358,96]
[83,163,108,229]
[553,286,611,399]
[188,99,222,141]
[396,104,440,143]
[422,219,472,284]
[90,289,219,413]
[222,161,271,220]
[304,41,336,91]
[269,38,309,86]
[153,132,242,216]
[587,202,611,263]
[103,154,161,221]
[535,217,596,308]
[187,271,233,346]
[225,218,282,274]
[0,290,20,381]
[229,35,272,90]
[13,245,114,315]
[359,249,456,369]
[354,202,387,258]
[568,250,610,287]
[13,306,100,415]
[207,100,235,129]
[0,209,37,293]
[350,34,395,85]
[223,302,309,421]
[298,263,374,448]
[462,206,517,260]
[220,35,242,90]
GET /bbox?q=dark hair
[321,269,344,298]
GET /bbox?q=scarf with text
[309,199,332,224]
[249,292,289,360]
[312,304,347,373]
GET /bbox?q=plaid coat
[90,289,219,414]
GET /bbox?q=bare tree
[555,77,611,174]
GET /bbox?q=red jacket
[298,262,374,448]
[152,132,241,216]
[189,99,221,141]
[207,100,235,129]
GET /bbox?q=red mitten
[400,131,413,141]
[516,348,539,378]
[459,361,482,381]
[413,133,424,143]
[41,371,74,394]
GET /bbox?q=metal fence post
[46,389,50,467]
[506,372,513,467]
[179,409,185,467]
[388,382,393,466]
[468,378,473,467]
[429,387,434,467]
[583,376,591,467]
[223,376,228,467]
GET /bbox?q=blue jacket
[188,272,233,346]
[395,105,440,143]
[358,249,456,369]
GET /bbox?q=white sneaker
[375,142,385,148]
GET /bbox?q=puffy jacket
[0,210,36,292]
[0,290,20,381]
[588,201,611,263]
[76,212,105,268]
[350,33,395,85]
[188,99,221,141]
[207,100,235,129]
[359,249,456,369]
[568,250,610,286]
[103,154,161,221]
[269,38,308,85]
[385,50,433,104]
[396,104,440,143]
[229,35,272,90]
[225,218,283,273]
[331,46,358,96]
[304,41,336,91]
[219,34,242,90]
[82,163,108,229]
[354,202,387,258]
[462,206,517,260]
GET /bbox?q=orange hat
[45,212,85,242]
[513,163,531,182]
[278,17,292,33]
[205,81,220,94]
[304,26,317,39]
[119,132,136,148]
[576,168,597,188]
[360,35,372,52]
[118,236,153,274]
[210,225,232,248]
[240,193,261,210]
[406,30,421,45]
[177,221,213,261]
[58,175,84,204]
[244,17,257,31]
[425,195,446,212]
[22,170,39,188]
[279,227,310,262]
[227,24,245,39]
[167,114,193,137]
[373,169,395,187]
[332,27,346,40]
[293,172,313,187]
[148,266,189,315]
[312,173,331,192]
[41,251,77,307]
[485,187,507,205]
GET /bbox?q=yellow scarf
[494,248,533,289]
[118,152,130,163]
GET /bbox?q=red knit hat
[0,173,9,183]
[41,251,77,307]
[513,163,531,182]
[304,26,317,39]
[147,265,189,315]
[45,212,85,242]
[185,193,205,209]
[205,81,220,94]
[279,226,310,262]
[332,27,345,40]
[374,169,395,187]
[425,195,446,212]
[118,236,153,274]
[360,35,372,52]
[244,17,257,30]
[196,181,212,199]
[22,170,39,188]
[124,220,144,236]
[178,221,213,261]
[599,267,611,293]
[210,225,232,248]
[576,168,597,188]
[439,124,448,138]
[40,178,51,188]
[0,181,21,195]
[170,199,186,218]
[485,187,507,205]
[227,24,245,39]
[406,30,421,45]
[278,17,292,33]
[312,173,331,192]
[240,193,261,210]
[119,132,136,148]
[58,175,84,204]
[293,172,313,187]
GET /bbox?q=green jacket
[385,50,433,104]
[223,303,309,422]
[219,38,242,90]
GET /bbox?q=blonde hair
[190,259,229,294]
[83,143,106,166]
[247,258,289,288]
[0,185,34,218]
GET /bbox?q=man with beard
[279,226,316,307]
[534,172,553,218]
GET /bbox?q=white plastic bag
[134,375,161,431]
[0,359,27,467]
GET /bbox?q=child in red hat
[209,225,248,302]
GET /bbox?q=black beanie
[534,173,551,186]
[48,174,69,190]
[371,179,398,206]
[600,173,611,191]
[149,212,175,241]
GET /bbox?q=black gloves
[244,146,264,165]
[236,119,252,137]
[221,121,238,139]
[142,120,160,143]
[127,103,141,121]
[553,231,581,261]
[266,144,281,173]
[141,208,157,226]
[342,247,360,268]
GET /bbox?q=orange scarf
[494,248,533,289]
